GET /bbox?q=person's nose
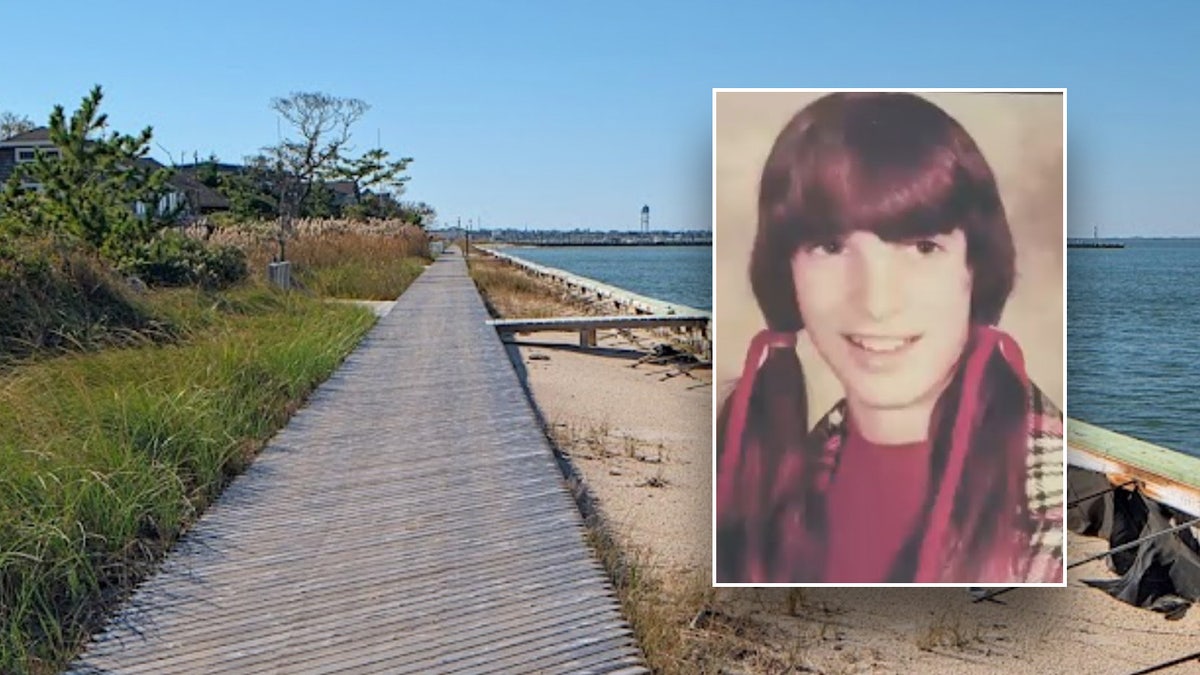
[852,246,902,322]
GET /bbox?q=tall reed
[197,219,432,300]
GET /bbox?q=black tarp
[1068,466,1200,619]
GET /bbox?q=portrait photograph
[712,89,1066,587]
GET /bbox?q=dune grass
[0,285,377,674]
[467,256,599,319]
[209,222,433,301]
[286,232,429,300]
[0,239,170,364]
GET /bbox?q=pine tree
[338,148,412,221]
[0,85,173,259]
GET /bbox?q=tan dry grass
[467,256,600,318]
[552,418,821,675]
[187,219,431,300]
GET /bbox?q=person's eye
[911,239,942,255]
[810,240,844,256]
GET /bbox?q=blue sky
[1,2,1197,235]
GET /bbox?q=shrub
[0,238,167,363]
[118,231,248,290]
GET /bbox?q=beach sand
[506,329,1199,675]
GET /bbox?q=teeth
[849,336,912,353]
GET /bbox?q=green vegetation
[118,231,248,290]
[0,288,376,673]
[0,238,165,362]
[0,87,252,364]
[0,86,438,673]
[297,252,426,301]
[240,91,433,235]
[0,224,430,673]
[0,86,178,263]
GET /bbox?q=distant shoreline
[503,241,712,247]
[1067,241,1125,249]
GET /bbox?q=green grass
[0,239,170,364]
[0,285,377,674]
[297,257,427,301]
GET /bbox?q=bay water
[1069,239,1200,457]
[502,245,712,312]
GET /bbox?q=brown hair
[717,92,1029,582]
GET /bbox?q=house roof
[176,161,247,175]
[169,170,231,210]
[0,126,52,145]
[134,158,230,210]
[327,180,357,196]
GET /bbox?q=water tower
[640,205,650,234]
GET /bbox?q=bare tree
[261,91,369,260]
[0,111,35,140]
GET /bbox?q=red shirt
[822,424,933,583]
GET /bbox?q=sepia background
[713,90,1065,426]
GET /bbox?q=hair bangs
[771,123,971,250]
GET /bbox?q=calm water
[1069,239,1200,457]
[503,245,712,312]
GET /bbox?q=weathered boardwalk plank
[1068,417,1200,517]
[67,252,647,674]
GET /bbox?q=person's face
[792,228,973,422]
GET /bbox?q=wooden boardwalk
[68,252,648,674]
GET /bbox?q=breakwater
[478,246,711,358]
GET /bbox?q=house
[0,127,229,221]
[166,167,231,216]
[0,127,59,187]
[327,180,358,209]
[134,158,230,219]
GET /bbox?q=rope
[1066,479,1138,509]
[1066,516,1200,571]
[972,514,1200,604]
[1128,649,1200,675]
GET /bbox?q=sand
[507,329,1200,675]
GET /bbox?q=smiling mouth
[845,334,920,354]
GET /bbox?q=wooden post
[267,261,291,290]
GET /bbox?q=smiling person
[715,91,1064,584]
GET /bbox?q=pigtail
[886,339,1031,583]
[755,347,808,464]
[951,348,1029,578]
[715,341,811,582]
[715,387,744,582]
